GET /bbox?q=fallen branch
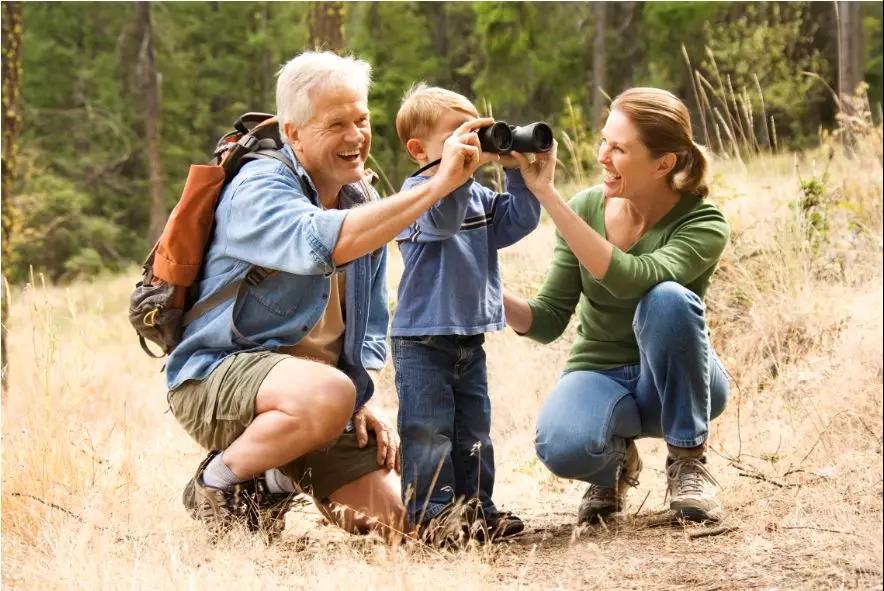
[687,525,738,539]
[8,492,86,524]
[738,471,791,488]
[780,525,859,537]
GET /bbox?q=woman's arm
[532,185,614,280]
[503,289,533,334]
[510,143,613,281]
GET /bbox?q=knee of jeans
[535,432,607,479]
[634,282,703,334]
[710,377,730,421]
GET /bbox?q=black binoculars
[477,121,553,154]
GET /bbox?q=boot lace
[666,457,720,499]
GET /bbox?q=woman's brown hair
[611,88,710,199]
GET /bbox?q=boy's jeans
[392,334,496,525]
[535,282,730,486]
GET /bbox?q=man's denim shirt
[165,145,388,410]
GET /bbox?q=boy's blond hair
[395,83,479,147]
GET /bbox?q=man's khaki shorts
[168,350,381,500]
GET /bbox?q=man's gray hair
[276,51,372,136]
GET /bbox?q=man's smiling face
[286,85,372,197]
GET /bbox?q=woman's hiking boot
[665,444,721,522]
[577,439,643,524]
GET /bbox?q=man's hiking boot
[578,439,643,524]
[182,451,294,540]
[251,472,297,539]
[666,444,721,522]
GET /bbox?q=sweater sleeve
[599,206,730,299]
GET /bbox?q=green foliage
[862,3,884,108]
[700,2,828,149]
[9,165,138,282]
[642,2,727,89]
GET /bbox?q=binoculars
[478,121,554,154]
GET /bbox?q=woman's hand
[510,140,558,200]
[352,403,400,472]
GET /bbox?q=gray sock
[264,468,296,494]
[201,453,244,490]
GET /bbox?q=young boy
[392,84,542,541]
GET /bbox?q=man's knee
[273,370,356,443]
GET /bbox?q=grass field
[2,129,882,589]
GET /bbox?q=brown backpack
[129,112,299,357]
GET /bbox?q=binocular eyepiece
[478,121,553,154]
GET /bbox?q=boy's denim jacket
[165,145,388,410]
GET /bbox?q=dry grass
[2,131,882,589]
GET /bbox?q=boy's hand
[431,118,500,196]
[509,140,558,200]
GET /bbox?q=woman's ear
[655,152,677,179]
[405,138,427,162]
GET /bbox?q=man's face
[286,85,371,194]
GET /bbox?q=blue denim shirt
[391,169,541,336]
[165,145,388,410]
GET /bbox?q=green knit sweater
[525,185,730,371]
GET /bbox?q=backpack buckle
[238,134,258,151]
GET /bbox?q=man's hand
[509,140,558,200]
[431,118,500,196]
[353,404,400,472]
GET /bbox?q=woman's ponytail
[672,142,710,199]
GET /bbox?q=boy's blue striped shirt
[391,169,541,336]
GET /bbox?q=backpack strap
[181,266,276,327]
[241,148,299,178]
[180,150,307,328]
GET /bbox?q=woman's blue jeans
[534,282,729,487]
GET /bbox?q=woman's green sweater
[525,186,730,371]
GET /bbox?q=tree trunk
[2,1,23,394]
[837,1,863,101]
[591,2,608,131]
[135,3,167,245]
[308,2,345,53]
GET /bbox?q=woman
[507,88,730,523]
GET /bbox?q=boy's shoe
[578,439,643,524]
[665,446,722,522]
[417,504,471,548]
[473,511,525,542]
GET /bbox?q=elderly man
[164,51,495,540]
